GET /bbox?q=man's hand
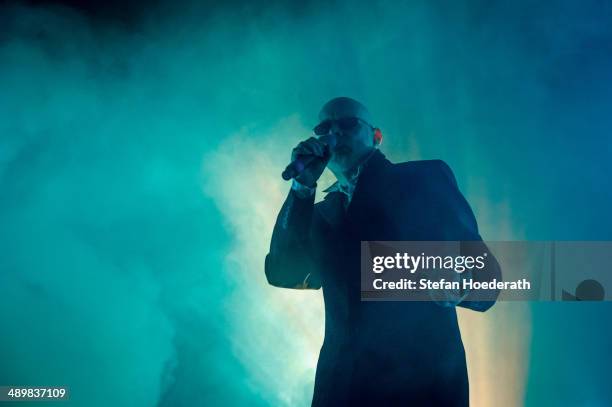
[290,137,331,187]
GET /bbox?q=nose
[319,134,337,149]
[329,122,343,137]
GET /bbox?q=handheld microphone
[282,135,336,181]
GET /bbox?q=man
[265,97,501,406]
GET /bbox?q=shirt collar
[323,149,377,203]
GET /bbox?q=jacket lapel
[317,191,347,228]
[346,150,392,218]
[316,150,392,229]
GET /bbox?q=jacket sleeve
[264,188,322,289]
[435,160,502,312]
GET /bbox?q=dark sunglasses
[313,117,372,136]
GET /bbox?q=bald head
[318,97,372,125]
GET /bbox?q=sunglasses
[313,117,372,136]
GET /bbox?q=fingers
[292,137,326,159]
[309,137,326,157]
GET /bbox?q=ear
[373,128,383,145]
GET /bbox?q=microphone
[282,135,336,181]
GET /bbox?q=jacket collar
[317,150,392,226]
[322,149,377,205]
[346,149,392,207]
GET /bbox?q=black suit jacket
[265,150,501,406]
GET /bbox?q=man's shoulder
[392,159,456,185]
[393,158,449,171]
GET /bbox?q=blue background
[1,1,611,405]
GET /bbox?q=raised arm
[265,185,321,289]
[265,136,331,289]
